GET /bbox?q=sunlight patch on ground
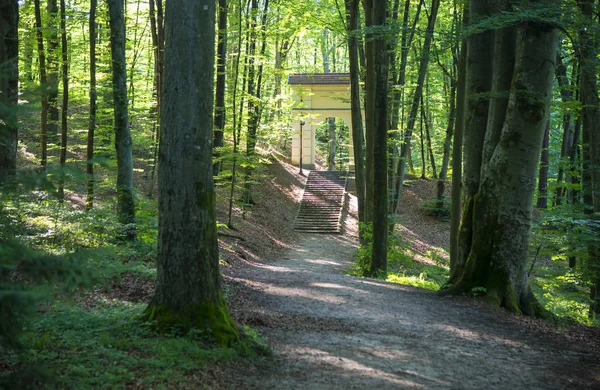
[435,324,526,349]
[286,345,444,388]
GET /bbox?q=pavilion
[288,73,364,170]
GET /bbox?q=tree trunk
[144,0,239,345]
[148,0,164,197]
[328,117,336,170]
[451,0,494,284]
[108,0,136,241]
[422,92,437,178]
[436,18,459,211]
[449,15,467,274]
[86,0,97,209]
[554,49,575,206]
[443,13,558,316]
[46,0,60,141]
[369,0,389,276]
[58,0,68,199]
[0,0,18,177]
[420,104,426,179]
[391,0,440,217]
[362,0,375,224]
[34,0,49,168]
[536,120,550,209]
[213,0,227,176]
[577,0,600,316]
[345,0,366,240]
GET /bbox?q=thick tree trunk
[536,120,550,209]
[444,16,558,316]
[577,0,600,315]
[108,0,136,240]
[86,0,97,209]
[369,0,389,275]
[213,0,227,176]
[345,0,366,239]
[34,0,49,168]
[0,0,18,177]
[451,0,494,284]
[144,0,239,345]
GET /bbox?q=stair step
[294,171,347,234]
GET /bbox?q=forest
[1,0,600,388]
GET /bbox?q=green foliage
[420,197,451,218]
[0,303,239,389]
[350,224,449,290]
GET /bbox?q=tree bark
[213,0,228,176]
[444,13,558,316]
[369,0,389,275]
[86,0,97,209]
[108,0,136,240]
[449,15,467,274]
[328,117,336,170]
[345,0,366,240]
[451,0,494,284]
[0,0,18,177]
[58,0,68,199]
[46,0,60,141]
[34,0,49,168]
[536,119,550,209]
[577,0,600,315]
[144,0,239,345]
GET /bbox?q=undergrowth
[0,169,268,389]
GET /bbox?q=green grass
[530,258,599,326]
[1,302,240,389]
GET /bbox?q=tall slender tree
[144,0,239,344]
[58,0,69,199]
[34,0,49,168]
[108,0,136,240]
[213,0,228,176]
[86,0,97,209]
[0,0,18,177]
[345,0,366,240]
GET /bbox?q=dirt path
[223,195,600,389]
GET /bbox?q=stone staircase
[294,171,347,233]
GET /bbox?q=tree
[34,0,49,168]
[365,0,389,275]
[345,0,366,241]
[86,0,97,209]
[46,0,59,141]
[144,0,239,344]
[107,0,136,240]
[576,0,600,315]
[57,0,68,199]
[0,0,18,177]
[390,0,440,217]
[213,0,228,176]
[443,0,558,315]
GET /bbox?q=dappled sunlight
[304,259,344,266]
[284,344,445,388]
[434,323,527,349]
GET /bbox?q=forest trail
[223,194,600,389]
